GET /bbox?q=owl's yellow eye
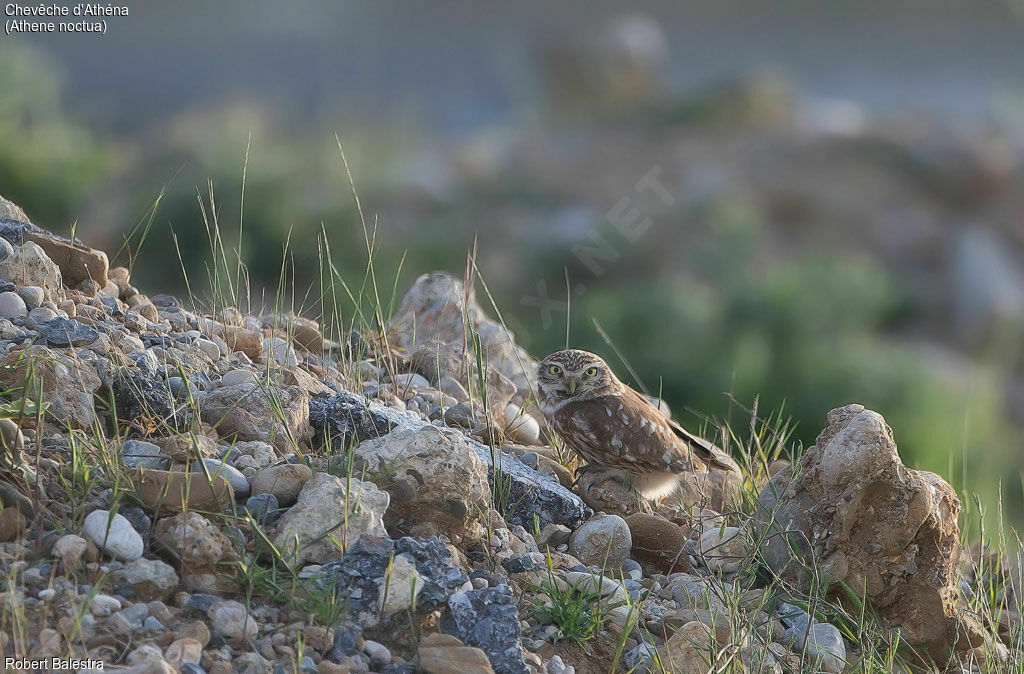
[585,367,598,377]
[548,364,562,375]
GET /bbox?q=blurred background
[5,0,1024,528]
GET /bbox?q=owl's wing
[624,387,739,473]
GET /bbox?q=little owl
[536,349,736,501]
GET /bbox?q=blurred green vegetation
[0,44,110,226]
[1,40,1020,530]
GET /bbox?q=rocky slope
[0,194,1016,673]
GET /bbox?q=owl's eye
[548,364,562,375]
[585,367,599,377]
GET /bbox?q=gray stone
[120,439,169,470]
[780,603,847,673]
[0,291,26,319]
[192,458,250,496]
[568,514,631,570]
[16,285,43,309]
[244,493,280,524]
[38,317,99,347]
[315,535,470,628]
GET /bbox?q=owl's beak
[567,378,578,394]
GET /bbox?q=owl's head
[537,349,620,405]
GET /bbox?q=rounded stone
[0,291,27,319]
[0,238,14,262]
[568,514,632,570]
[250,463,312,506]
[192,458,250,496]
[208,600,258,643]
[504,403,541,445]
[16,285,44,310]
[82,510,144,562]
[698,526,748,574]
[222,368,258,388]
[625,512,689,573]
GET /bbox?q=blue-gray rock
[143,616,164,631]
[328,624,363,663]
[119,439,169,470]
[37,317,99,347]
[180,664,206,674]
[442,585,527,674]
[299,657,317,674]
[185,593,220,613]
[315,535,470,629]
[309,391,591,529]
[623,643,655,673]
[502,555,536,574]
[244,493,280,524]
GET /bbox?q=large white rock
[272,473,389,566]
[0,241,61,298]
[208,600,257,643]
[353,426,489,542]
[83,510,144,561]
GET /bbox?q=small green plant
[535,575,605,648]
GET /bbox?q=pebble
[0,237,13,262]
[698,526,748,574]
[192,458,250,496]
[263,336,299,366]
[504,403,541,445]
[244,493,280,524]
[444,402,477,429]
[38,316,99,346]
[0,291,26,319]
[88,593,122,616]
[250,463,312,505]
[568,514,632,570]
[209,600,258,643]
[82,510,144,562]
[363,640,392,666]
[195,337,221,361]
[17,285,44,309]
[222,368,258,387]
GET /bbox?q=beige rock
[152,512,233,573]
[657,620,718,674]
[388,272,533,418]
[0,242,61,297]
[0,345,101,429]
[108,558,179,601]
[755,404,968,659]
[0,507,25,541]
[200,380,311,452]
[697,526,747,574]
[0,194,29,221]
[250,463,312,506]
[417,633,494,674]
[625,512,689,574]
[155,433,220,462]
[24,231,109,286]
[164,637,202,668]
[271,473,389,566]
[131,468,234,513]
[211,324,263,359]
[352,426,489,542]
